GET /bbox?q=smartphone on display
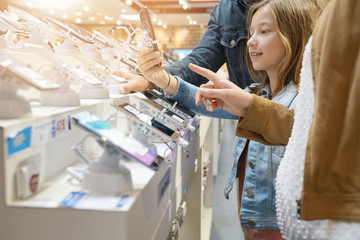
[144,89,197,119]
[0,52,60,90]
[136,96,187,128]
[47,17,93,44]
[26,45,103,86]
[70,24,112,48]
[139,6,159,52]
[71,111,163,171]
[8,6,65,38]
[112,98,179,142]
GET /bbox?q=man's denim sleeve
[165,77,238,119]
[165,4,226,87]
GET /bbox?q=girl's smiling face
[247,6,286,79]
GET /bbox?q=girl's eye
[261,30,269,34]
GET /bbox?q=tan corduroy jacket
[236,0,360,222]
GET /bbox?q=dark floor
[210,119,244,240]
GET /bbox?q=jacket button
[249,162,255,169]
[246,189,253,197]
[248,220,256,227]
[231,40,236,46]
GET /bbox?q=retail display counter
[0,97,221,240]
[0,5,224,239]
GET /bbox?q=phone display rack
[0,5,219,240]
[145,89,201,123]
[115,95,191,147]
[3,8,111,100]
[27,45,110,100]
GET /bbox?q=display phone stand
[72,135,132,194]
[0,79,31,119]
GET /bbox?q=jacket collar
[233,0,252,8]
[261,81,298,107]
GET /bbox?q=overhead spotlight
[180,0,190,10]
[26,2,34,8]
[125,0,133,5]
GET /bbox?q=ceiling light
[26,2,34,8]
[89,17,96,21]
[83,6,90,12]
[62,14,68,19]
[125,0,133,6]
[75,19,82,24]
[183,2,190,10]
[179,0,190,10]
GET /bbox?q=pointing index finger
[189,63,220,84]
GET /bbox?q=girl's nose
[247,34,256,47]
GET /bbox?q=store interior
[0,0,245,239]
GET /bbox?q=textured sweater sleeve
[235,94,294,146]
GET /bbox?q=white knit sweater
[275,36,360,240]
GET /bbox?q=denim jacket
[166,0,253,89]
[168,78,298,230]
[225,82,298,230]
[168,76,297,230]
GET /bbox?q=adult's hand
[113,71,155,94]
[190,63,253,117]
[137,48,169,88]
[137,48,178,95]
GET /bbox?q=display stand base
[82,164,133,194]
[78,143,133,194]
[0,93,31,119]
[41,90,80,106]
[79,86,110,99]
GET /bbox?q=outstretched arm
[190,64,253,116]
[190,63,294,146]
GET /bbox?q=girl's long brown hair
[246,0,318,96]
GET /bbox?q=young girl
[137,0,316,239]
[193,1,360,239]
